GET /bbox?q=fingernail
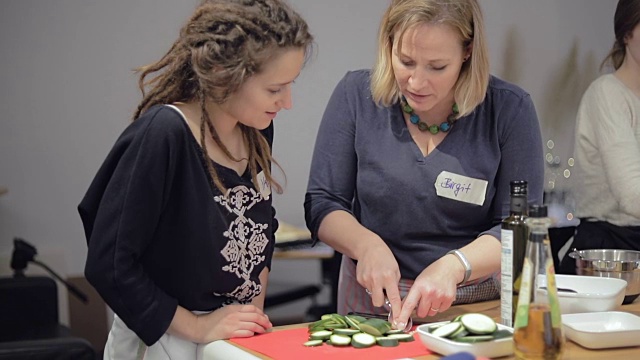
[396,321,406,329]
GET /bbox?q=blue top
[304,70,544,279]
[80,105,278,345]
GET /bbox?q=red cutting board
[229,327,430,360]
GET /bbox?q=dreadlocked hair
[132,0,313,194]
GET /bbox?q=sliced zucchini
[303,339,323,347]
[459,313,497,335]
[386,333,415,342]
[351,333,377,348]
[454,335,495,343]
[344,315,362,329]
[307,319,324,329]
[333,328,361,336]
[376,336,400,347]
[385,328,405,335]
[492,329,514,340]
[329,334,352,346]
[308,325,326,333]
[330,314,348,325]
[358,318,392,336]
[309,330,332,341]
[450,328,469,339]
[348,315,367,323]
[431,321,461,338]
[427,322,448,332]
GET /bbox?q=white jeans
[104,315,201,360]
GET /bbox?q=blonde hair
[133,0,313,194]
[370,0,489,117]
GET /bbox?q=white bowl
[562,311,640,349]
[416,322,513,358]
[537,274,626,314]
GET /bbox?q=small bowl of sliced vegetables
[416,313,513,358]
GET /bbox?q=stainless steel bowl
[568,249,640,304]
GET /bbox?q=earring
[463,56,470,62]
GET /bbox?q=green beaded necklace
[400,96,459,134]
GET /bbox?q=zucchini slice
[449,325,468,338]
[431,321,461,338]
[309,330,332,341]
[344,315,362,329]
[329,334,352,346]
[386,333,415,342]
[376,336,400,347]
[427,322,448,332]
[351,333,377,348]
[459,313,497,335]
[358,318,392,336]
[492,329,514,340]
[303,339,323,347]
[454,335,495,343]
[332,328,361,336]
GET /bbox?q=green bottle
[500,180,528,327]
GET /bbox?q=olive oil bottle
[513,205,564,360]
[500,180,528,327]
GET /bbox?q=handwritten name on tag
[256,171,271,199]
[434,171,487,206]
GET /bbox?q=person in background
[79,0,313,357]
[304,0,543,330]
[559,0,640,273]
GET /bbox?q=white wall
[0,0,617,323]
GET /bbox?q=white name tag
[256,171,271,199]
[434,171,487,206]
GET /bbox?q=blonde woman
[305,0,543,330]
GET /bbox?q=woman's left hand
[394,254,462,326]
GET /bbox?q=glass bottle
[500,180,528,327]
[513,205,564,360]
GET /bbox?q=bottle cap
[529,204,547,217]
[510,180,528,195]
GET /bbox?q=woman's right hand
[356,242,402,323]
[167,304,273,344]
[195,304,272,343]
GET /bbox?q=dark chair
[0,276,96,360]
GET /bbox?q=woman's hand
[356,242,402,324]
[394,253,463,327]
[168,304,271,343]
[194,304,272,343]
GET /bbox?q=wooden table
[224,298,640,359]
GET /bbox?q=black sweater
[79,105,278,345]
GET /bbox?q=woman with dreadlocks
[78,0,313,357]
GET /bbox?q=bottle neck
[525,217,552,242]
[509,195,528,215]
